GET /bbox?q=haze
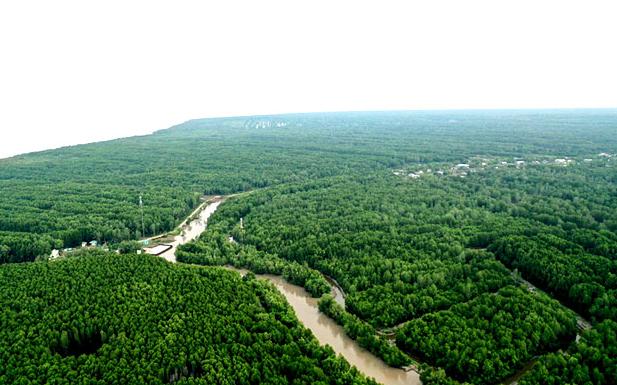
[1,0,616,159]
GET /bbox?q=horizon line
[2,107,616,161]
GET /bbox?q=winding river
[152,198,224,263]
[151,197,421,385]
[229,267,421,385]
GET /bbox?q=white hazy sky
[1,0,616,159]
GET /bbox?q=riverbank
[162,196,422,385]
[148,193,590,385]
[142,195,223,244]
[226,266,421,385]
[147,197,225,262]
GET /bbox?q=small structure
[455,163,470,169]
[81,242,87,248]
[89,240,98,247]
[408,173,421,179]
[555,159,567,165]
[145,244,173,256]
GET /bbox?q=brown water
[156,199,223,262]
[163,198,421,385]
[228,267,421,385]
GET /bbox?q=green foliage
[186,178,517,328]
[177,231,330,298]
[0,254,377,385]
[396,286,578,385]
[420,367,469,385]
[0,231,62,263]
[519,320,617,385]
[318,295,412,368]
[489,235,617,320]
[112,240,142,254]
[2,110,617,384]
[2,110,616,263]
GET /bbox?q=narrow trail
[324,274,347,307]
[510,271,592,331]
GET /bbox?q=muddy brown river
[160,198,421,385]
[153,199,224,263]
[228,267,421,385]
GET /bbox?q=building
[144,244,173,256]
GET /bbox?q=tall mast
[139,195,145,238]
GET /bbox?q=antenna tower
[139,195,145,238]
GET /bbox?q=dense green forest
[519,320,616,385]
[397,286,577,384]
[2,110,616,261]
[180,165,617,322]
[0,253,376,385]
[178,163,616,383]
[2,110,617,384]
[318,294,413,368]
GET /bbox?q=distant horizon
[3,107,616,161]
[2,2,616,161]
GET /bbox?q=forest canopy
[0,254,376,385]
[2,110,616,262]
[2,110,617,384]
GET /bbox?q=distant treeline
[2,110,616,261]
